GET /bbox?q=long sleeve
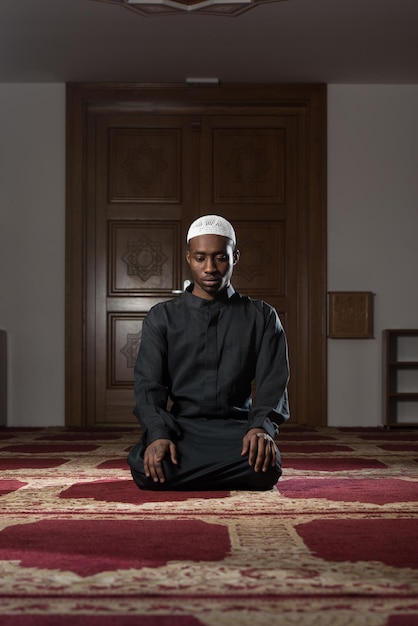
[133,310,181,445]
[247,304,290,437]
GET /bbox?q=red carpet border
[0,426,418,625]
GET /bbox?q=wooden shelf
[389,361,418,367]
[383,329,418,428]
[389,393,418,399]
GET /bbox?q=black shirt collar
[184,283,236,308]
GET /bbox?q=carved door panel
[89,114,194,424]
[199,116,299,375]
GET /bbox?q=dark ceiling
[1,0,418,83]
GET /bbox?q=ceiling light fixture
[92,0,286,17]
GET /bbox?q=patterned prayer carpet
[1,425,418,625]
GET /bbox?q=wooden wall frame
[328,291,374,339]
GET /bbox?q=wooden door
[90,113,194,424]
[66,83,327,427]
[198,113,299,371]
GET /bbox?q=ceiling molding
[91,0,286,17]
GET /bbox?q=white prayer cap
[187,215,236,245]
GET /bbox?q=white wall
[0,84,417,427]
[328,85,418,426]
[0,84,66,426]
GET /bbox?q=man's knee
[247,465,282,490]
[130,458,178,491]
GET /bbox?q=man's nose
[204,257,216,272]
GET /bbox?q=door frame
[65,82,327,427]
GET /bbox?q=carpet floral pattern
[0,426,418,625]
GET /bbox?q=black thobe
[128,284,290,490]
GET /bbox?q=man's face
[186,234,239,300]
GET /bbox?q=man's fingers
[253,433,276,472]
[148,452,165,482]
[144,439,179,483]
[257,433,276,471]
[152,461,165,483]
[247,435,259,466]
[242,429,277,472]
[144,453,164,483]
[144,443,167,483]
[169,442,179,466]
[253,434,267,471]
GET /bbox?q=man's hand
[241,428,277,473]
[144,438,178,483]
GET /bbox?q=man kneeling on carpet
[128,215,290,491]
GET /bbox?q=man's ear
[233,249,240,265]
[186,249,191,266]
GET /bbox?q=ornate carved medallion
[121,236,168,282]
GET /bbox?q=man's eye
[216,255,227,262]
[195,256,205,262]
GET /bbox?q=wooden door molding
[66,83,327,427]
